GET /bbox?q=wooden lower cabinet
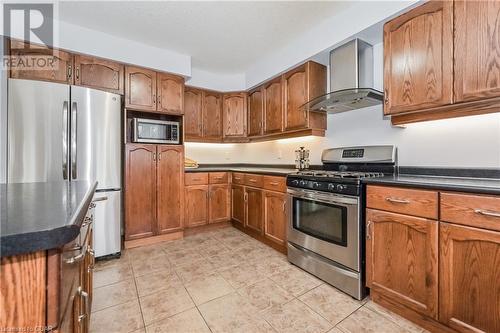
[185,185,209,227]
[263,191,287,246]
[209,184,230,223]
[439,222,500,333]
[245,187,263,233]
[231,184,246,225]
[366,208,438,319]
[125,144,184,242]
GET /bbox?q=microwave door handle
[71,102,77,180]
[62,101,69,180]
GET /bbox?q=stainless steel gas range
[286,145,396,300]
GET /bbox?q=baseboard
[124,231,184,249]
[184,221,232,236]
[370,291,457,333]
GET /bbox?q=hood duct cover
[301,39,384,113]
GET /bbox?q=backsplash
[185,105,500,168]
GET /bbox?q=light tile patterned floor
[90,226,428,333]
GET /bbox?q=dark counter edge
[363,177,500,196]
[185,163,300,176]
[1,182,98,258]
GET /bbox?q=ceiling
[59,1,352,74]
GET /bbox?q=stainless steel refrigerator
[7,78,122,258]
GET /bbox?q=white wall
[186,67,246,91]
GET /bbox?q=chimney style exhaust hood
[302,39,383,113]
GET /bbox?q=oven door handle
[287,189,358,206]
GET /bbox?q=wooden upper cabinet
[185,185,209,227]
[454,0,500,103]
[264,191,287,246]
[9,40,73,84]
[202,91,223,139]
[248,87,264,137]
[223,93,247,138]
[156,145,184,234]
[209,184,230,223]
[74,55,124,94]
[283,61,327,131]
[264,77,283,134]
[125,144,156,240]
[231,185,245,225]
[125,66,157,111]
[157,73,184,115]
[184,87,203,140]
[366,209,438,319]
[439,222,500,333]
[383,1,453,115]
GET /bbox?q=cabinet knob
[366,220,372,240]
[384,90,389,105]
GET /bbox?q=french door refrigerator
[7,78,122,258]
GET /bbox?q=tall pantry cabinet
[125,144,184,243]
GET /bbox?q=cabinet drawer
[244,174,264,187]
[366,185,438,219]
[441,192,500,231]
[232,172,245,185]
[185,172,208,186]
[209,172,228,184]
[263,175,286,192]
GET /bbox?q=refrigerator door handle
[62,101,69,180]
[71,101,78,179]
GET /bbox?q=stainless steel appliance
[301,39,384,113]
[287,145,396,299]
[132,118,180,144]
[7,78,122,258]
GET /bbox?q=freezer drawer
[93,190,121,258]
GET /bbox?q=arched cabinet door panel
[125,66,157,111]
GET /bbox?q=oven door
[287,188,360,271]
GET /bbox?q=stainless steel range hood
[302,39,383,113]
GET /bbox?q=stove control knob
[336,184,345,191]
[299,180,307,186]
[291,180,299,185]
[312,182,320,188]
[327,183,335,191]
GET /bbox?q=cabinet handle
[153,94,156,104]
[385,197,410,204]
[67,64,72,80]
[153,153,156,161]
[384,90,389,105]
[234,177,242,181]
[282,202,286,212]
[474,209,500,218]
[75,66,80,81]
[81,216,93,227]
[269,182,279,186]
[244,192,248,202]
[158,153,162,161]
[248,179,257,183]
[65,244,87,264]
[77,286,89,326]
[366,220,372,240]
[215,176,224,180]
[87,248,95,272]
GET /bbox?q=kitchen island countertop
[1,181,97,257]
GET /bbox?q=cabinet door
[454,1,500,103]
[439,223,500,333]
[185,185,209,227]
[74,55,124,94]
[223,93,247,138]
[231,185,245,225]
[184,87,203,140]
[366,209,438,319]
[157,145,184,233]
[157,73,184,114]
[383,1,453,115]
[264,191,287,246]
[283,64,308,130]
[125,144,156,240]
[9,40,73,84]
[264,77,283,134]
[125,66,157,111]
[202,91,223,139]
[245,187,263,233]
[209,184,230,223]
[248,87,263,137]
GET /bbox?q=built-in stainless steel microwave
[132,118,180,144]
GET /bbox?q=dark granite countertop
[1,181,97,257]
[185,165,297,176]
[363,174,500,195]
